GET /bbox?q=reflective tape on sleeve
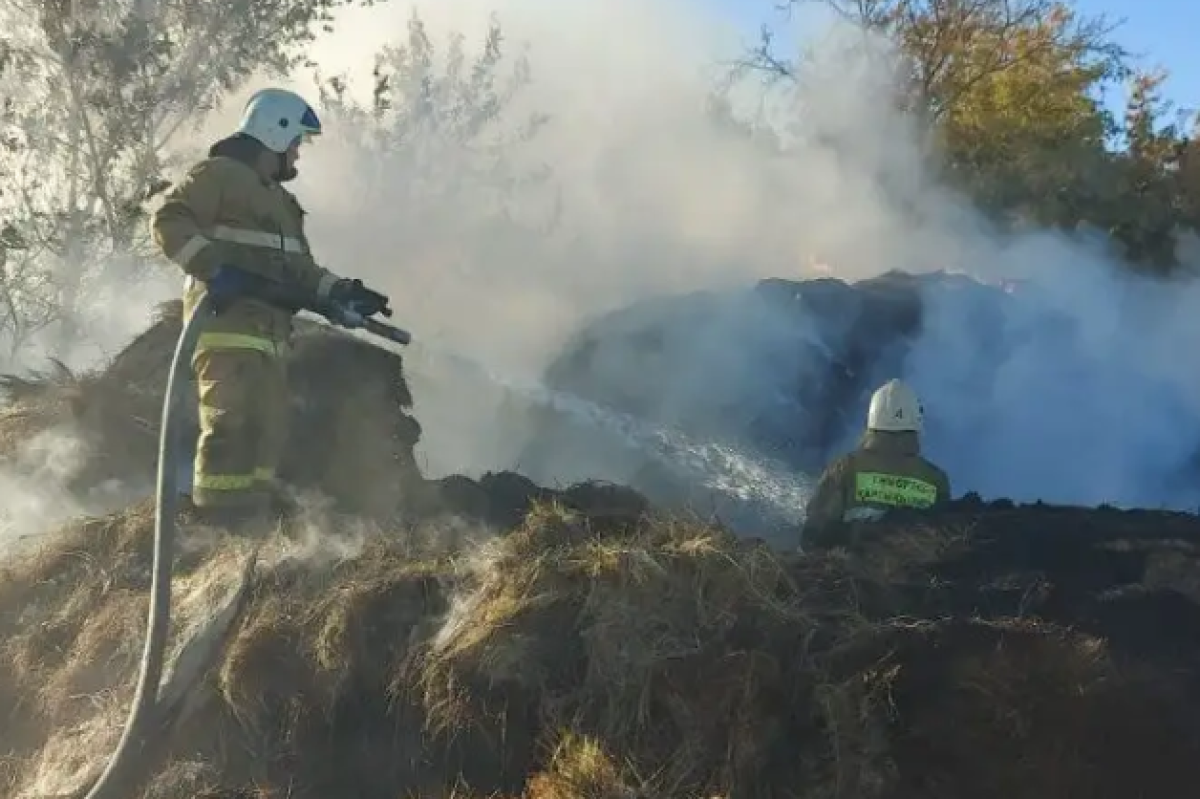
[173,235,211,267]
[210,225,306,253]
[843,506,887,522]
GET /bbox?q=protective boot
[177,478,297,531]
[191,503,273,529]
[181,495,280,535]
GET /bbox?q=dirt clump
[874,619,1198,799]
[1,491,1199,797]
[411,472,652,532]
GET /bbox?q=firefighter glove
[330,278,391,318]
[205,266,251,312]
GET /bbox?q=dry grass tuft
[524,733,648,799]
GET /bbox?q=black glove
[329,278,391,318]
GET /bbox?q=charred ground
[0,301,1197,797]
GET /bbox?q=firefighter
[801,378,951,550]
[150,88,390,525]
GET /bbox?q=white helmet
[234,88,322,153]
[866,379,923,433]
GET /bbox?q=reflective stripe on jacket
[149,149,340,354]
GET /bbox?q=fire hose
[82,275,410,799]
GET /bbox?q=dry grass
[524,733,648,799]
[0,486,1198,797]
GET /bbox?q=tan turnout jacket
[151,152,339,355]
[802,430,951,550]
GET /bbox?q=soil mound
[0,301,422,520]
[2,495,1199,798]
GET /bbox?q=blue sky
[710,0,1198,123]
[1076,0,1198,116]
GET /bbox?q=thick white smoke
[7,0,1195,530]
[277,1,945,478]
[912,244,1200,509]
[182,0,1200,510]
[271,0,814,476]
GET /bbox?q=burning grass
[0,493,1198,798]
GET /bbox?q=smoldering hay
[279,2,1200,517]
[528,267,1200,513]
[0,301,1199,798]
[1,0,1200,793]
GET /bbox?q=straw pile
[0,301,421,520]
[0,494,1197,798]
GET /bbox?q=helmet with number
[866,379,923,433]
[234,88,322,153]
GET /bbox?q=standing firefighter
[801,378,951,550]
[150,88,391,525]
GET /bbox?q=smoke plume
[216,0,1195,511]
[8,0,1195,527]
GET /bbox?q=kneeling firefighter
[801,378,951,550]
[150,88,391,526]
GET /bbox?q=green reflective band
[194,473,258,490]
[853,471,937,508]
[196,331,280,355]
